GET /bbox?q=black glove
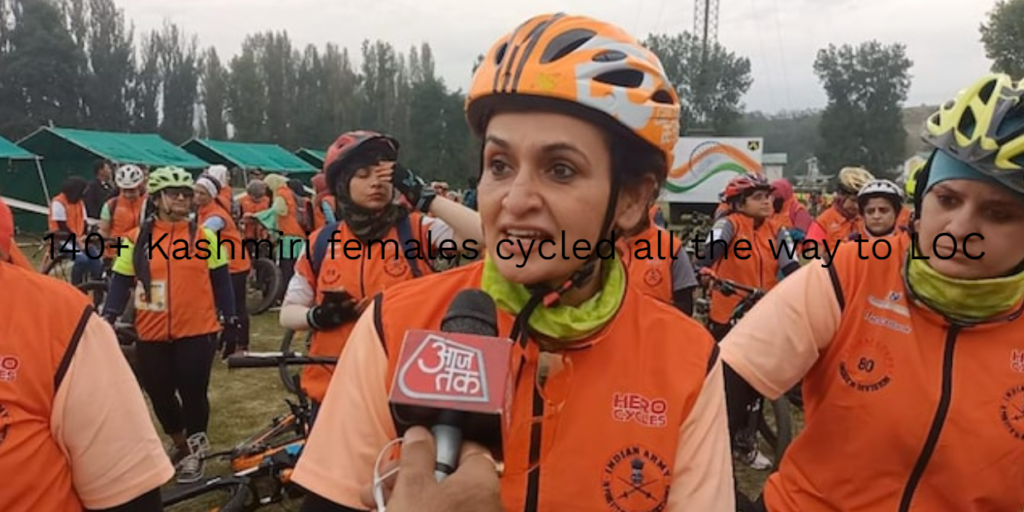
[306,297,361,331]
[391,163,437,213]
[223,316,243,330]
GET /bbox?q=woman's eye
[935,194,957,208]
[986,208,1013,223]
[487,158,511,176]
[549,163,576,180]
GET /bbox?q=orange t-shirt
[0,264,173,511]
[292,261,734,512]
[721,236,1024,511]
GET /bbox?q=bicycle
[238,216,283,316]
[159,329,333,512]
[694,271,795,469]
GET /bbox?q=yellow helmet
[905,159,926,200]
[837,166,875,194]
[923,73,1024,194]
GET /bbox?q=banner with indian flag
[660,137,764,204]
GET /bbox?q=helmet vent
[593,49,626,62]
[652,89,676,104]
[540,29,595,63]
[593,69,644,88]
[957,109,977,139]
[495,42,509,66]
[979,80,997,103]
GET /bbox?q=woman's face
[193,186,213,207]
[839,194,859,217]
[348,162,394,210]
[157,188,194,220]
[916,179,1024,279]
[478,110,650,287]
[862,197,896,236]
[740,190,773,219]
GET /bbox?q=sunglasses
[162,188,194,199]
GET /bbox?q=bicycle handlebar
[226,351,337,369]
[700,269,765,298]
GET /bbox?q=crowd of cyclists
[4,10,1024,512]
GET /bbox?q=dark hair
[93,159,110,175]
[62,176,89,202]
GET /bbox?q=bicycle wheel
[757,396,794,469]
[42,255,74,283]
[247,258,282,315]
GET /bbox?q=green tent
[11,127,211,232]
[182,139,317,175]
[0,135,47,232]
[295,148,326,170]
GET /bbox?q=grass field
[17,235,794,510]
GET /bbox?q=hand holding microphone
[360,426,502,512]
[388,288,514,482]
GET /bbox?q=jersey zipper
[898,325,960,511]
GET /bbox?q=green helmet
[148,166,194,195]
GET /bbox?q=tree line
[9,0,1018,184]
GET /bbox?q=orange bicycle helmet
[323,130,399,194]
[722,173,771,202]
[465,12,681,173]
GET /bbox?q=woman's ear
[613,176,657,234]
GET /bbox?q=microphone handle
[432,422,463,482]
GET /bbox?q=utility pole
[689,0,720,136]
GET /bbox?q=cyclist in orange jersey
[0,196,174,512]
[279,130,481,419]
[101,167,238,485]
[721,73,1024,512]
[292,12,733,512]
[99,164,147,265]
[848,178,908,242]
[195,175,252,357]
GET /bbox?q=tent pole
[34,158,50,201]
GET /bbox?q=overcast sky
[119,0,1000,114]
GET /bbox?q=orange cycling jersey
[239,195,270,240]
[295,212,436,403]
[707,213,783,325]
[291,261,734,511]
[312,193,337,230]
[197,201,252,274]
[273,185,305,238]
[0,264,173,511]
[722,234,1024,511]
[815,204,859,246]
[112,221,227,342]
[102,195,144,259]
[48,193,85,237]
[619,223,683,304]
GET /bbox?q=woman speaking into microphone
[292,12,733,512]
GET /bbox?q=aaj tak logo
[397,334,490,403]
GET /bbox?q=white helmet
[115,164,145,189]
[857,179,904,212]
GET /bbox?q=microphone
[388,289,514,481]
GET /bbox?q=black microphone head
[441,289,498,337]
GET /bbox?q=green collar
[480,256,626,341]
